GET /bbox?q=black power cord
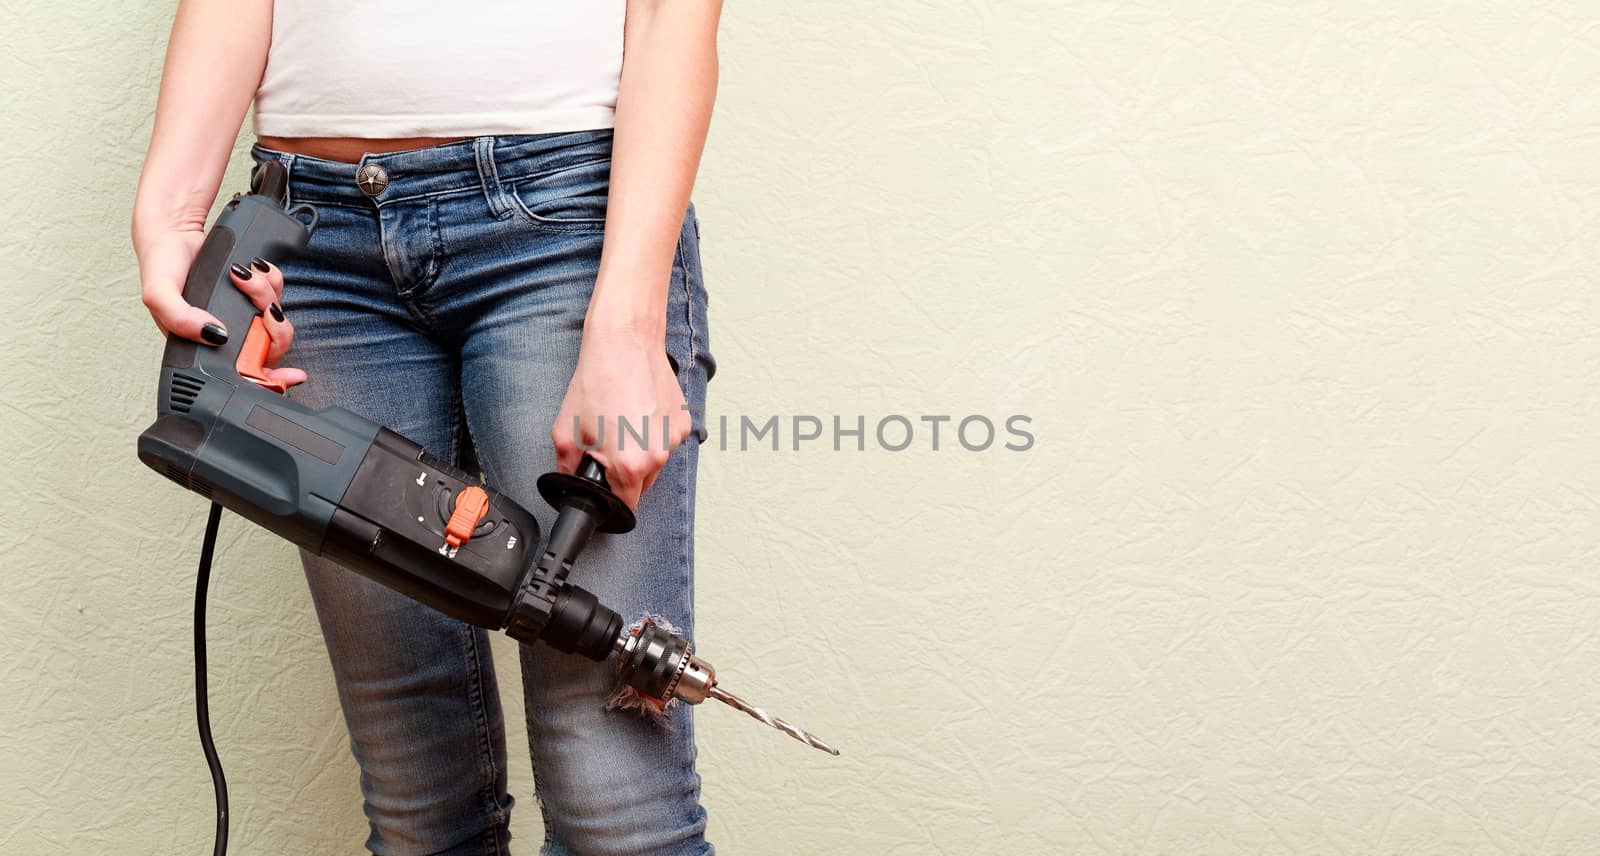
[194,502,229,855]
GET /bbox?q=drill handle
[161,166,316,384]
[573,454,611,489]
[536,453,636,534]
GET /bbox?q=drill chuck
[615,620,717,704]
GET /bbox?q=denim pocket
[505,157,610,233]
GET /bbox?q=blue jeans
[251,132,714,855]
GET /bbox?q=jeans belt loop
[281,154,297,207]
[474,136,513,219]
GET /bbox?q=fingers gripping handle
[160,172,316,380]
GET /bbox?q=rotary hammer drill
[136,162,837,754]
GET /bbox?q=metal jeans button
[357,163,388,197]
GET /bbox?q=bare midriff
[257,136,471,164]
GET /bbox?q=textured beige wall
[5,1,1600,853]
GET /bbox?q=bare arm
[592,0,722,328]
[553,0,724,507]
[133,0,297,382]
[135,0,268,244]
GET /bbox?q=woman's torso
[254,0,625,162]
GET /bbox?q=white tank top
[253,0,625,138]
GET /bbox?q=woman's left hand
[552,324,688,510]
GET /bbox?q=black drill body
[137,164,625,664]
[137,165,840,762]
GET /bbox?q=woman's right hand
[137,225,305,388]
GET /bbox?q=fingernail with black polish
[269,302,285,322]
[251,257,270,273]
[231,262,252,280]
[201,323,228,345]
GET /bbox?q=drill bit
[708,684,841,756]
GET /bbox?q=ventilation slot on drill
[164,463,213,498]
[169,372,206,414]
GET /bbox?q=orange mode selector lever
[445,486,491,550]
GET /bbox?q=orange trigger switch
[235,316,286,394]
